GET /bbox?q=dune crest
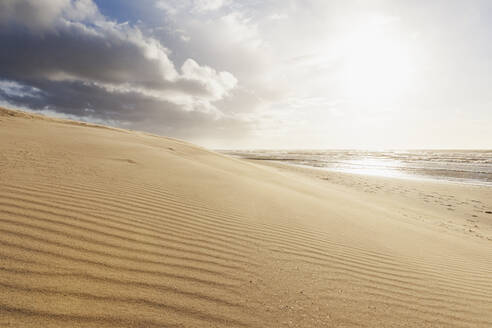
[0,107,491,327]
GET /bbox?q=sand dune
[0,107,491,327]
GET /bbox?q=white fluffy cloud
[0,0,237,114]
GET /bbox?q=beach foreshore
[1,107,491,327]
[248,160,492,242]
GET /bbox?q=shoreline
[222,151,492,188]
[271,159,492,187]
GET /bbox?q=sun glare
[341,27,415,105]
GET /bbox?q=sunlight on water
[221,150,492,186]
[332,158,412,178]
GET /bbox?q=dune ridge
[0,107,491,327]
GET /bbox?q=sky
[0,0,491,149]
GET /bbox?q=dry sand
[0,107,491,327]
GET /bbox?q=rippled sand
[1,107,491,327]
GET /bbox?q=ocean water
[221,150,492,186]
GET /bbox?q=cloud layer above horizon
[1,0,491,148]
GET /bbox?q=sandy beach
[1,107,491,327]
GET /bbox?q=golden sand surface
[0,107,491,327]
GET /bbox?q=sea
[221,150,492,187]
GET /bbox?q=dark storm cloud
[0,25,176,87]
[0,0,245,141]
[0,77,250,142]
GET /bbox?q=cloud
[0,0,237,104]
[155,0,227,15]
[1,77,250,143]
[193,0,228,12]
[0,0,99,30]
[0,80,42,99]
[267,13,288,20]
[0,0,245,145]
[3,0,490,149]
[155,0,184,16]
